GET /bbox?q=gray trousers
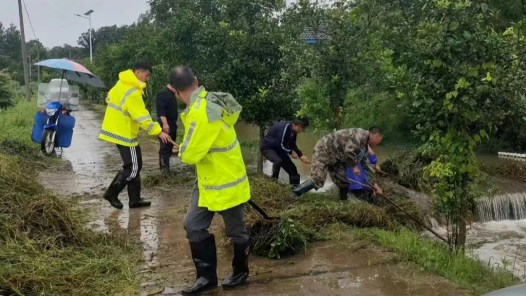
[183,184,249,244]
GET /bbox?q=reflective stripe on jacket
[99,70,161,146]
[179,86,250,211]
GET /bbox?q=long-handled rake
[348,177,448,243]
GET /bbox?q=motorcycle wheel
[41,129,56,156]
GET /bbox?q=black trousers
[158,120,177,169]
[117,144,142,182]
[261,149,300,185]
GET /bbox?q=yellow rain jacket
[180,86,250,211]
[99,70,161,146]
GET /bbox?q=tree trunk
[456,177,469,251]
[333,104,341,130]
[456,198,469,251]
[257,126,265,174]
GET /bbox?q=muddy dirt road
[39,104,467,296]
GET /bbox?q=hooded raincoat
[99,70,161,146]
[179,86,250,211]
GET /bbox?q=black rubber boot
[291,180,317,198]
[128,177,151,208]
[182,235,218,295]
[222,241,250,289]
[271,164,280,180]
[103,172,126,209]
[289,175,301,188]
[340,187,349,201]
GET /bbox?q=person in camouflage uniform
[291,127,384,200]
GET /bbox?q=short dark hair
[293,116,310,128]
[133,61,153,73]
[369,126,383,135]
[169,66,195,91]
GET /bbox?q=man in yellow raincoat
[170,66,250,294]
[99,61,172,209]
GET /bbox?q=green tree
[0,70,14,109]
[139,0,296,171]
[77,25,130,54]
[281,0,392,131]
[0,23,23,82]
[383,0,526,249]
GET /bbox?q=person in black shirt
[260,116,310,186]
[156,84,178,173]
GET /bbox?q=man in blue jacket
[260,116,310,186]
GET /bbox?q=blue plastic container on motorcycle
[31,101,76,155]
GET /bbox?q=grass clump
[246,174,429,259]
[381,151,433,192]
[250,218,317,259]
[356,228,519,295]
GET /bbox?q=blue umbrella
[35,59,105,88]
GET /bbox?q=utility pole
[28,54,31,79]
[18,0,31,102]
[88,11,93,62]
[37,38,40,82]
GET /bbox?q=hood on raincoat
[189,86,242,127]
[118,69,146,90]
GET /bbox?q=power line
[22,0,40,81]
[22,0,37,40]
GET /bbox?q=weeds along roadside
[354,228,519,295]
[0,99,141,296]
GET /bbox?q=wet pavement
[39,103,467,296]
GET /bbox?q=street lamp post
[74,9,94,62]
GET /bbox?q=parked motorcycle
[30,59,105,156]
[32,101,76,156]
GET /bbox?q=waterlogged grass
[357,228,519,295]
[0,100,141,295]
[246,174,428,258]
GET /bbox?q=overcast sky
[1,0,300,49]
[0,0,150,48]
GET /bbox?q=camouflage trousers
[311,149,349,189]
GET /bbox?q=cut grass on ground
[245,173,429,259]
[355,228,519,295]
[0,99,141,296]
